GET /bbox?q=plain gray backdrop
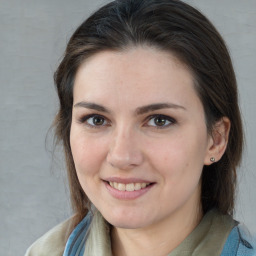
[0,0,255,255]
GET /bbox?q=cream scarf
[84,209,236,256]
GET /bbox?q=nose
[106,128,144,170]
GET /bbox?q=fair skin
[70,47,230,256]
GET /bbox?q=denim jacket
[220,225,256,256]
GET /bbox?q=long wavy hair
[53,0,243,231]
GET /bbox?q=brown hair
[53,0,243,228]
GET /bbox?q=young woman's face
[70,47,213,229]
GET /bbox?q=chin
[101,210,152,230]
[108,218,146,229]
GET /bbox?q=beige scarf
[84,209,236,256]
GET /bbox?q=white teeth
[109,182,150,191]
[134,183,142,190]
[117,183,126,191]
[126,183,135,191]
[141,183,146,188]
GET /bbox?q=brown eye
[92,116,105,126]
[147,115,175,128]
[154,116,168,126]
[82,114,107,127]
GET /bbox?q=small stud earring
[210,157,215,163]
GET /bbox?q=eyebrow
[73,102,111,113]
[73,101,186,115]
[136,103,186,115]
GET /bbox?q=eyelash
[145,114,176,129]
[78,114,110,129]
[78,114,176,129]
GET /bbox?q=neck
[111,204,202,256]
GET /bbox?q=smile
[104,179,154,200]
[109,182,150,191]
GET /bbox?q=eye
[79,114,108,128]
[146,115,175,128]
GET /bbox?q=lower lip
[104,182,154,200]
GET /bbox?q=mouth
[103,179,155,200]
[108,181,151,192]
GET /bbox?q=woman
[25,0,255,255]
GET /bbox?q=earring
[210,157,215,163]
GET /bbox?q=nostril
[106,146,144,170]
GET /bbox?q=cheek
[70,135,107,203]
[150,132,206,181]
[70,131,107,177]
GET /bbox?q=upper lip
[103,177,153,184]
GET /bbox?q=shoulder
[221,224,256,256]
[24,217,73,256]
[237,224,256,256]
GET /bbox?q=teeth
[109,182,150,191]
[134,183,142,190]
[117,183,126,191]
[141,183,146,188]
[126,183,135,191]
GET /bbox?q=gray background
[0,0,255,255]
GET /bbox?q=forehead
[75,47,191,82]
[73,47,200,109]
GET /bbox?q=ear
[204,117,231,165]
